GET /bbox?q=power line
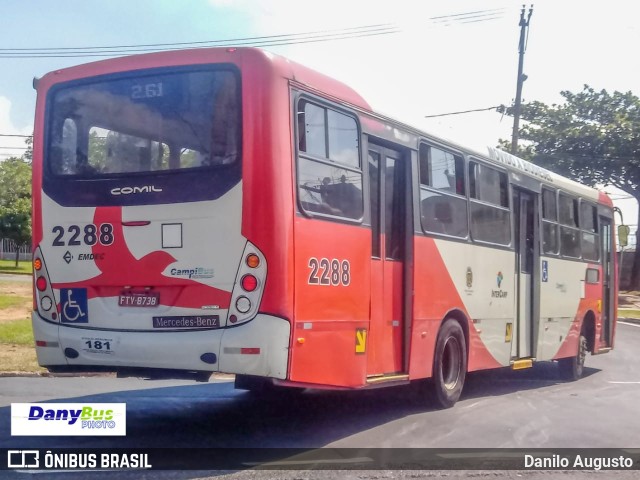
[430,8,506,22]
[0,24,394,52]
[0,9,506,59]
[424,105,504,118]
[1,25,400,58]
[0,134,33,138]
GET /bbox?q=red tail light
[36,276,47,291]
[241,274,258,292]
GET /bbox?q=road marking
[619,321,640,328]
[608,381,640,384]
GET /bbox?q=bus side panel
[537,258,586,360]
[240,54,295,321]
[552,263,603,360]
[411,236,503,377]
[290,218,369,387]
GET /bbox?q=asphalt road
[1,322,639,478]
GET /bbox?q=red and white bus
[31,48,618,408]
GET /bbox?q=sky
[0,0,637,238]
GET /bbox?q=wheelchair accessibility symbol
[60,288,88,323]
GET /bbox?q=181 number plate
[118,292,159,307]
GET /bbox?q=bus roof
[37,47,611,206]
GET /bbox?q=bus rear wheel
[558,332,587,381]
[430,319,467,409]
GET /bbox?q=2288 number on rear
[308,258,350,286]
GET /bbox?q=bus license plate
[118,292,159,307]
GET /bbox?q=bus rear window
[47,68,240,176]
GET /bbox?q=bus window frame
[417,140,469,240]
[467,157,513,248]
[44,64,243,180]
[540,186,560,257]
[579,199,600,262]
[557,192,582,259]
[293,93,364,224]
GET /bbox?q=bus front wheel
[430,319,467,409]
[558,332,587,381]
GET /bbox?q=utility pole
[511,4,533,154]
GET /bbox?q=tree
[0,157,32,266]
[500,85,640,289]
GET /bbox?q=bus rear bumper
[32,313,291,379]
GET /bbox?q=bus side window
[558,193,580,258]
[419,143,468,238]
[541,187,559,254]
[468,161,511,245]
[296,98,363,221]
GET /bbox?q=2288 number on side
[308,258,351,286]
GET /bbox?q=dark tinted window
[559,194,579,227]
[560,226,580,258]
[297,99,362,221]
[297,159,363,219]
[542,188,557,221]
[542,222,559,254]
[49,70,240,176]
[470,203,511,245]
[468,161,510,245]
[298,100,359,167]
[580,203,597,233]
[419,144,464,195]
[419,143,468,238]
[469,162,508,207]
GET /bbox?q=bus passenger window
[299,101,326,158]
[418,143,468,238]
[468,161,510,245]
[580,202,599,261]
[542,222,559,254]
[558,194,581,257]
[297,158,363,220]
[296,99,363,221]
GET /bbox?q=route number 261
[308,258,351,286]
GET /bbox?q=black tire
[558,332,587,381]
[430,319,467,409]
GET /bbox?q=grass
[0,344,45,373]
[619,309,640,319]
[0,281,46,373]
[0,259,32,275]
[0,318,34,345]
[0,295,27,309]
[0,319,45,373]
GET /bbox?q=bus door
[512,188,539,359]
[600,216,614,347]
[367,143,407,376]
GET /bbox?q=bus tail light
[226,242,266,326]
[241,275,258,292]
[33,247,59,323]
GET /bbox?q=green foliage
[513,85,640,195]
[0,157,32,263]
[502,85,640,288]
[0,319,33,345]
[0,259,32,275]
